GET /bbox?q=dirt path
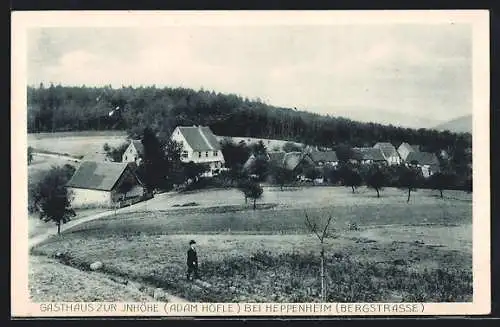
[33,151,82,162]
[29,199,193,303]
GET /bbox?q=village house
[373,142,401,165]
[282,151,315,172]
[397,142,420,161]
[308,149,339,167]
[66,161,145,209]
[405,151,441,178]
[122,140,144,165]
[171,125,225,177]
[352,147,387,165]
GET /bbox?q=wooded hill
[27,84,472,154]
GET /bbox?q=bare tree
[304,211,334,302]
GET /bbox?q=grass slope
[29,255,150,302]
[32,188,472,303]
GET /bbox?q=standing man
[186,240,199,281]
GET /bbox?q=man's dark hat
[189,240,196,245]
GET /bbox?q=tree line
[28,84,471,157]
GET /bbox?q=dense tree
[27,85,471,184]
[245,181,264,210]
[30,166,76,235]
[249,156,270,181]
[323,166,341,185]
[397,166,423,203]
[463,176,473,193]
[103,142,129,162]
[140,127,169,191]
[183,161,209,183]
[339,166,362,193]
[365,166,389,198]
[427,172,457,198]
[237,178,252,204]
[220,139,250,171]
[269,163,294,190]
[248,140,267,157]
[164,140,185,186]
[333,144,355,164]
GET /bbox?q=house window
[124,155,128,161]
[205,151,209,157]
[213,151,218,156]
[198,152,202,158]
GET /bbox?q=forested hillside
[27,84,472,153]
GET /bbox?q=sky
[27,24,472,128]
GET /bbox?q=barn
[66,161,145,208]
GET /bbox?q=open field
[29,255,150,302]
[123,186,472,212]
[31,187,472,303]
[28,131,128,158]
[28,132,298,158]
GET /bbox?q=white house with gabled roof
[170,125,225,176]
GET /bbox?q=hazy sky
[27,24,472,126]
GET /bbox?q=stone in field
[89,261,103,271]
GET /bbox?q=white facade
[68,188,112,208]
[171,127,225,172]
[373,144,401,165]
[122,142,142,165]
[397,143,414,161]
[385,155,401,165]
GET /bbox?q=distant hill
[27,85,471,153]
[309,105,439,129]
[433,115,472,134]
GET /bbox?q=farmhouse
[122,140,144,165]
[171,125,225,176]
[397,142,420,161]
[308,149,339,167]
[352,147,386,165]
[405,151,441,178]
[66,161,145,208]
[282,152,315,171]
[267,151,286,166]
[373,142,401,165]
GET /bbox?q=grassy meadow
[28,131,128,158]
[31,186,472,303]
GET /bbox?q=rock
[89,261,103,271]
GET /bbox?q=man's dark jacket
[187,248,198,267]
